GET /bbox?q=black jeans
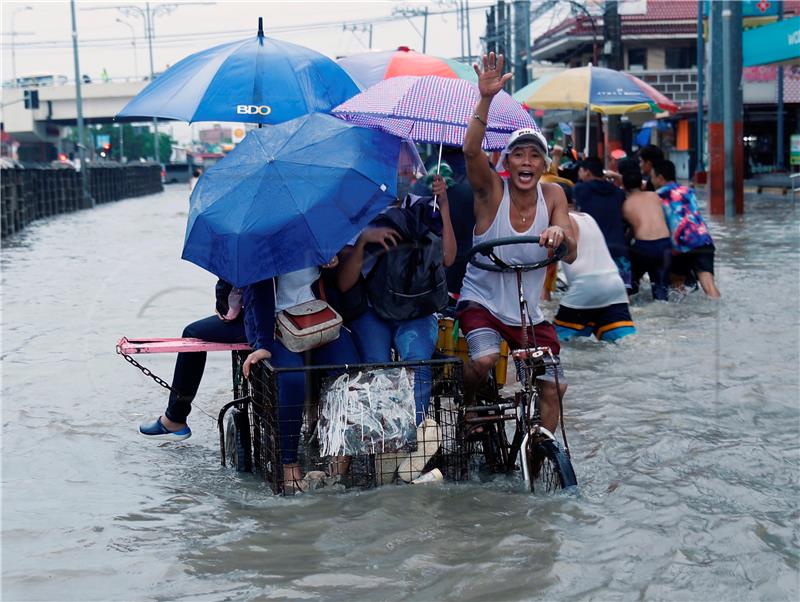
[164,315,247,423]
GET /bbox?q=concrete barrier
[1,163,163,238]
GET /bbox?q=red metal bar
[116,337,251,355]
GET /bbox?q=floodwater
[2,186,798,601]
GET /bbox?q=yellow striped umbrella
[517,65,678,154]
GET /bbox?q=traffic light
[102,143,111,151]
[23,89,39,110]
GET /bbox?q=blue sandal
[139,417,191,441]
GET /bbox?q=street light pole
[70,0,93,208]
[116,18,138,78]
[145,2,160,163]
[11,6,33,86]
[82,2,211,163]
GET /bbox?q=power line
[3,3,494,51]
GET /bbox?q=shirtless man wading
[620,161,672,301]
[456,52,577,434]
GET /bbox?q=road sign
[791,134,800,166]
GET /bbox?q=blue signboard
[743,16,800,66]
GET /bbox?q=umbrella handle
[432,141,443,213]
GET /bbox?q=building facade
[529,0,800,175]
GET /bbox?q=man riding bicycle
[457,53,577,434]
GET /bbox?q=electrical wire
[2,3,494,51]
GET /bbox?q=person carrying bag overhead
[338,175,456,426]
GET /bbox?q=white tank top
[560,212,628,309]
[460,180,549,326]
[275,266,320,313]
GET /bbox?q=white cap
[496,127,551,172]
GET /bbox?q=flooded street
[2,186,798,601]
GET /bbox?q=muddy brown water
[2,187,798,601]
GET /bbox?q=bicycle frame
[461,262,566,487]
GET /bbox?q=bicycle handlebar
[467,236,568,273]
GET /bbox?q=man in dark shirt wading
[573,156,632,292]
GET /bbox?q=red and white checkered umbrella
[332,75,538,151]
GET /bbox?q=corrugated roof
[536,0,800,45]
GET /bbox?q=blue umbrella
[182,113,414,287]
[117,19,359,124]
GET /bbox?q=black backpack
[365,196,449,321]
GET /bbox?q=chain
[115,346,218,422]
[117,347,181,395]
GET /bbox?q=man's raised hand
[474,52,513,99]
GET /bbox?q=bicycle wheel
[225,407,253,473]
[528,439,577,493]
[479,421,509,473]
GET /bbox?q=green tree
[66,124,175,164]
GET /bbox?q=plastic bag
[318,368,417,457]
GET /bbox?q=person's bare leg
[697,271,721,298]
[283,463,304,492]
[463,354,499,436]
[329,456,351,476]
[537,380,568,434]
[463,353,499,400]
[159,415,187,432]
[670,273,686,290]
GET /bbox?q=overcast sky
[1,0,582,145]
[2,0,510,83]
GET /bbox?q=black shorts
[554,303,636,342]
[671,244,715,276]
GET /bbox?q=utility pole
[459,1,466,61]
[601,0,623,161]
[393,6,428,52]
[601,0,623,69]
[11,6,33,86]
[423,7,429,53]
[695,0,705,177]
[343,23,373,49]
[722,0,743,216]
[708,0,725,215]
[497,1,508,57]
[512,0,531,91]
[505,1,512,70]
[777,0,785,170]
[145,3,160,164]
[486,4,496,54]
[465,0,473,63]
[70,0,93,208]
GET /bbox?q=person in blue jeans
[337,175,456,425]
[139,281,247,441]
[242,262,360,493]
